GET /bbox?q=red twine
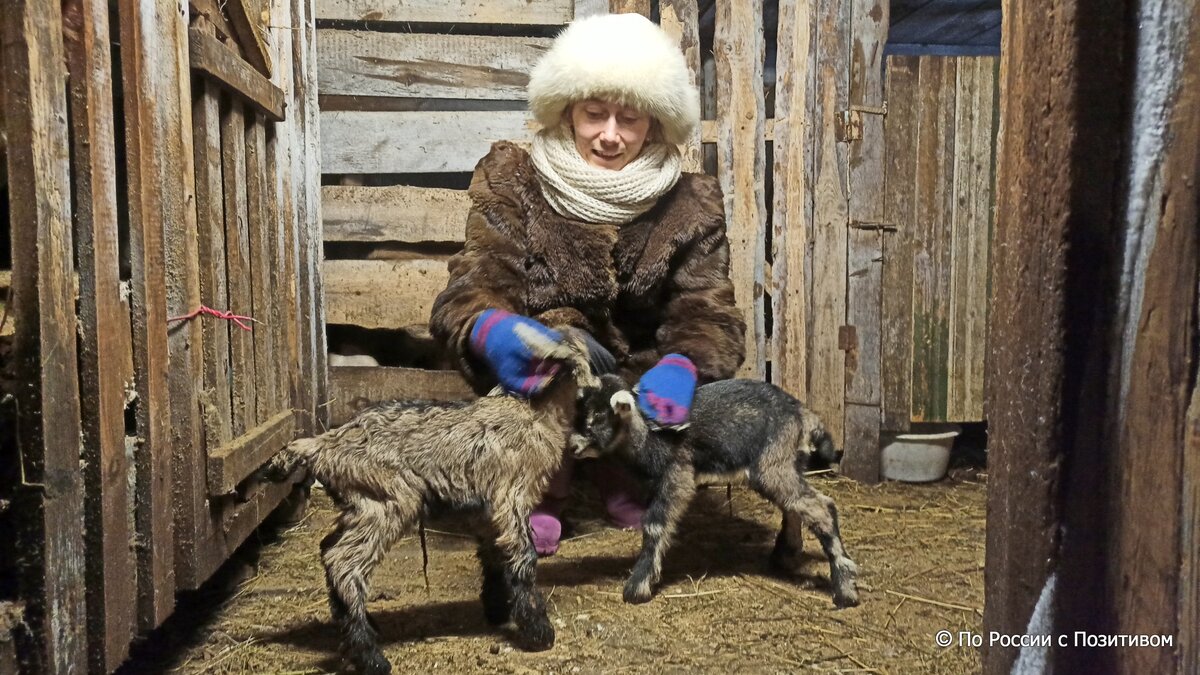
[167,305,255,331]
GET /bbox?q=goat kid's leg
[491,503,554,651]
[792,486,859,607]
[476,536,512,626]
[769,509,807,576]
[322,498,415,674]
[624,463,696,604]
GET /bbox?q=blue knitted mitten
[635,353,697,429]
[470,309,565,396]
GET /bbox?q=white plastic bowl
[880,425,961,482]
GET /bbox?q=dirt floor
[145,469,986,674]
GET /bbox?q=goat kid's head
[573,374,637,459]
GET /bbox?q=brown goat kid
[575,374,860,608]
[264,337,596,675]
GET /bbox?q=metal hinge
[836,102,888,142]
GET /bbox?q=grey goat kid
[575,374,860,608]
[264,331,596,675]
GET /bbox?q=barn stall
[2,0,1197,673]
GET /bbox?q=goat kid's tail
[261,436,324,482]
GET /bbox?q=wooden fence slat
[769,0,811,400]
[226,0,273,77]
[842,0,889,482]
[322,185,470,243]
[962,57,995,421]
[165,7,214,594]
[207,411,296,496]
[62,0,138,667]
[222,99,258,435]
[194,81,235,447]
[880,56,919,432]
[315,0,574,24]
[324,258,451,329]
[316,30,550,101]
[909,57,955,422]
[328,367,475,426]
[659,0,702,173]
[246,117,278,423]
[715,0,767,379]
[4,0,89,668]
[266,126,291,420]
[808,0,851,447]
[190,28,285,121]
[320,110,537,174]
[118,0,183,630]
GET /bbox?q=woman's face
[569,99,653,170]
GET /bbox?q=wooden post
[714,0,767,379]
[62,0,138,668]
[842,0,888,483]
[808,0,850,447]
[770,0,811,401]
[117,0,186,629]
[3,0,89,669]
[659,0,702,173]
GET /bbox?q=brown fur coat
[430,141,746,390]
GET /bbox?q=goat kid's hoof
[622,579,654,605]
[514,621,555,652]
[350,649,392,675]
[833,588,860,609]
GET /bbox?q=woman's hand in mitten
[635,354,697,429]
[469,309,566,396]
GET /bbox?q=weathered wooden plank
[322,185,469,243]
[324,258,450,330]
[164,6,214,595]
[880,56,919,432]
[192,479,295,586]
[963,57,995,421]
[320,110,537,174]
[265,125,291,422]
[190,27,285,121]
[63,0,138,667]
[769,0,811,400]
[715,0,766,379]
[909,57,955,423]
[316,30,550,101]
[118,0,183,630]
[4,0,88,668]
[315,0,574,23]
[328,367,475,426]
[222,100,257,436]
[1184,379,1200,675]
[295,0,328,433]
[842,0,888,482]
[659,0,702,173]
[208,411,296,496]
[246,117,278,423]
[189,0,239,46]
[608,0,651,16]
[808,0,851,447]
[194,82,235,448]
[226,0,272,77]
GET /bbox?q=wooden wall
[0,0,323,671]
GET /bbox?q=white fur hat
[527,13,700,146]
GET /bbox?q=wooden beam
[322,185,469,243]
[3,0,88,668]
[316,30,550,101]
[324,258,451,329]
[189,28,284,121]
[328,367,474,426]
[63,0,137,667]
[715,0,767,379]
[320,110,537,174]
[225,0,272,77]
[808,0,851,448]
[315,0,574,23]
[659,0,702,172]
[207,411,296,496]
[769,0,811,401]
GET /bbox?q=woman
[430,12,746,555]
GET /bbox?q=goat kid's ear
[610,390,635,417]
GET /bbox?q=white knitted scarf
[530,127,682,224]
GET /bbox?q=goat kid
[575,374,860,608]
[264,330,596,674]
